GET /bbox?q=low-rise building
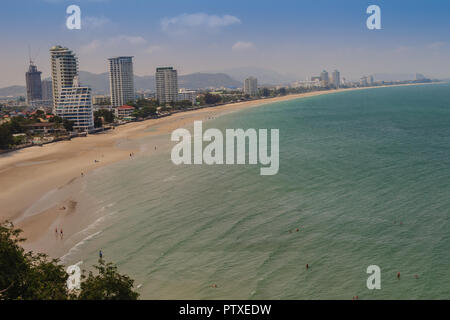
[178,89,197,105]
[115,105,135,118]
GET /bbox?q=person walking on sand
[99,250,103,259]
[60,229,63,239]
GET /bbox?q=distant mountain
[179,73,241,89]
[0,85,26,97]
[215,67,298,86]
[0,71,243,97]
[372,73,418,82]
[78,71,109,94]
[80,71,242,94]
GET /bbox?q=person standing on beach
[60,229,63,239]
[99,250,103,259]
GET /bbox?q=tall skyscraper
[244,77,258,96]
[25,63,42,104]
[320,70,329,87]
[331,70,340,88]
[108,57,135,107]
[50,45,78,112]
[55,76,94,131]
[156,67,179,105]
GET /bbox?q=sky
[1,0,450,87]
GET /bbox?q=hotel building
[55,76,94,131]
[156,67,179,105]
[108,56,135,107]
[244,77,258,96]
[332,70,340,88]
[50,45,78,112]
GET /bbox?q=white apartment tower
[50,45,78,112]
[332,70,340,88]
[244,77,258,96]
[108,56,135,107]
[156,67,178,105]
[320,70,329,87]
[55,76,94,131]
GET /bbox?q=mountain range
[0,72,242,97]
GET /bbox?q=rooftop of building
[117,105,135,110]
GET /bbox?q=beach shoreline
[0,83,434,258]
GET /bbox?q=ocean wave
[60,230,102,264]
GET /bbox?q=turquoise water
[63,84,450,299]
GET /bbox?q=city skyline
[1,0,450,88]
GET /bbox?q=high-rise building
[331,70,340,88]
[50,45,78,112]
[360,76,368,86]
[244,77,258,96]
[320,70,329,87]
[55,76,94,131]
[41,79,53,101]
[156,67,178,105]
[369,75,374,85]
[25,63,42,104]
[415,73,426,81]
[108,57,135,107]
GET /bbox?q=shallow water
[63,84,450,299]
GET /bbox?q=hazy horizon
[1,0,450,87]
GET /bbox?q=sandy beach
[0,84,427,258]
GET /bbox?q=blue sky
[1,0,450,86]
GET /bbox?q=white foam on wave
[59,203,118,263]
[60,230,102,263]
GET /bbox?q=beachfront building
[360,76,369,87]
[25,62,42,105]
[178,89,197,105]
[331,70,340,88]
[115,105,135,118]
[292,79,321,89]
[50,45,78,112]
[156,67,179,105]
[55,77,94,131]
[244,77,258,96]
[320,70,329,87]
[108,56,135,107]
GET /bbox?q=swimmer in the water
[397,272,401,279]
[306,264,309,270]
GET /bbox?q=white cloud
[83,16,111,29]
[116,35,147,46]
[427,42,446,50]
[79,35,147,54]
[232,41,255,52]
[144,45,163,54]
[79,40,102,53]
[161,13,241,34]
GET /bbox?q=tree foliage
[0,124,13,149]
[0,222,139,300]
[204,93,222,105]
[78,259,139,300]
[94,109,115,127]
[0,222,68,299]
